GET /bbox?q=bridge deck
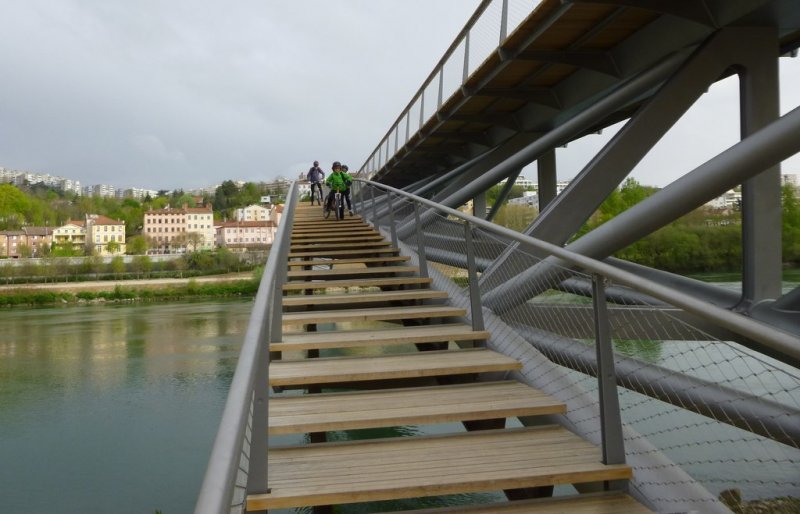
[253,204,650,512]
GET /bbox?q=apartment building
[85,214,126,255]
[0,231,26,258]
[234,204,271,222]
[52,220,86,251]
[143,203,214,253]
[215,221,275,250]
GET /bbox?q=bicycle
[310,181,324,206]
[323,189,345,220]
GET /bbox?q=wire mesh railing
[355,179,800,510]
[359,0,545,176]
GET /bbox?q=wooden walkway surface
[248,204,651,513]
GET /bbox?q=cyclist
[341,164,354,216]
[307,160,325,205]
[324,161,349,215]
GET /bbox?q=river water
[1,300,797,513]
[0,301,250,514]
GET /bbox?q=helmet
[313,160,319,166]
[332,161,341,169]
[342,165,349,171]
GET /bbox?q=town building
[85,214,126,255]
[234,204,271,222]
[0,230,26,258]
[52,220,86,252]
[215,221,276,250]
[143,203,214,254]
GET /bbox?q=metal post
[387,193,399,249]
[414,203,429,278]
[420,91,425,129]
[499,0,509,43]
[370,186,377,227]
[537,149,557,211]
[463,31,470,83]
[464,221,485,335]
[438,68,444,108]
[406,111,411,143]
[592,274,626,471]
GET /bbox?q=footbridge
[196,1,800,512]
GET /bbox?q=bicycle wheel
[335,194,343,220]
[323,200,331,219]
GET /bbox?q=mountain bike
[323,190,345,220]
[310,181,323,206]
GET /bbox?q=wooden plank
[269,381,566,434]
[282,276,431,291]
[281,305,465,325]
[276,323,487,351]
[282,289,448,307]
[379,492,654,514]
[287,266,418,280]
[292,227,376,235]
[269,348,520,386]
[286,256,410,267]
[290,241,392,251]
[287,248,399,258]
[291,234,385,244]
[246,426,632,510]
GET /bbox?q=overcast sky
[1,0,799,192]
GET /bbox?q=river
[0,301,250,514]
[1,300,797,513]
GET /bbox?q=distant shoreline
[0,272,258,306]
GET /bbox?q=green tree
[127,235,148,255]
[107,240,121,255]
[109,256,125,278]
[493,204,538,232]
[783,184,800,265]
[130,255,152,279]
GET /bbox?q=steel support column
[537,149,557,211]
[739,28,782,306]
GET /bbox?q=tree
[130,255,152,279]
[127,235,148,255]
[109,256,125,278]
[17,244,32,258]
[493,204,538,232]
[185,232,203,252]
[107,240,121,255]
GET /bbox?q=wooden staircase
[247,204,652,513]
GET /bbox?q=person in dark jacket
[307,160,325,205]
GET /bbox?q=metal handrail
[359,0,512,176]
[194,182,298,514]
[355,178,800,365]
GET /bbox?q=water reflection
[0,300,252,514]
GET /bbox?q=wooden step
[293,219,364,227]
[246,425,632,510]
[268,381,565,434]
[287,266,418,280]
[282,305,465,325]
[270,348,520,386]
[282,289,448,307]
[287,247,399,259]
[291,234,385,244]
[379,492,654,514]
[276,323,487,351]
[292,227,376,236]
[290,241,392,252]
[286,256,410,267]
[282,276,431,291]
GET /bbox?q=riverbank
[0,272,258,306]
